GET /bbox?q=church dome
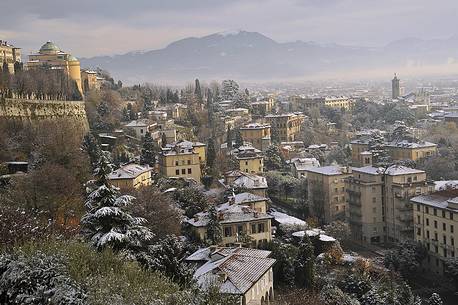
[39,41,60,53]
[67,55,78,62]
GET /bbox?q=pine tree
[295,234,315,288]
[206,138,216,169]
[221,79,239,101]
[161,132,167,148]
[271,126,280,144]
[195,78,203,103]
[140,131,156,167]
[206,205,222,245]
[234,129,243,148]
[81,133,101,169]
[207,89,214,124]
[227,126,233,150]
[81,152,154,252]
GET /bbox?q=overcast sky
[1,0,457,58]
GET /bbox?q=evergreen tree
[81,152,154,252]
[227,126,233,149]
[234,129,243,148]
[81,133,101,169]
[161,132,167,148]
[122,107,130,121]
[140,131,156,166]
[221,79,239,101]
[206,205,222,245]
[206,138,216,169]
[195,78,203,103]
[427,293,443,305]
[207,89,214,124]
[271,126,280,144]
[264,144,284,170]
[295,234,315,288]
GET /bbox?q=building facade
[27,41,82,94]
[0,40,21,74]
[411,190,458,275]
[266,113,305,142]
[159,146,202,181]
[306,166,352,224]
[108,164,152,189]
[240,123,271,151]
[347,165,434,245]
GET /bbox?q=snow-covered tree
[221,80,239,101]
[81,152,154,252]
[206,137,216,169]
[0,252,87,305]
[295,234,315,288]
[444,258,458,290]
[368,131,391,166]
[383,240,427,279]
[427,293,443,305]
[81,133,101,169]
[234,129,243,148]
[173,187,209,218]
[140,131,156,166]
[206,205,222,245]
[264,144,284,171]
[233,91,251,110]
[320,284,360,305]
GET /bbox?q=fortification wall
[0,98,89,132]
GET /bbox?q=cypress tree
[295,234,315,288]
[206,137,216,169]
[140,131,156,167]
[206,205,222,245]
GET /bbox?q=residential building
[347,165,434,245]
[186,202,273,248]
[185,247,275,305]
[158,144,201,181]
[289,96,353,111]
[306,166,352,224]
[27,41,82,93]
[251,98,274,116]
[265,113,305,142]
[230,192,269,213]
[167,140,206,164]
[233,146,264,174]
[108,163,152,189]
[223,170,268,197]
[290,157,320,178]
[0,40,21,74]
[411,189,458,275]
[240,123,271,151]
[81,70,101,92]
[350,139,437,166]
[124,119,156,139]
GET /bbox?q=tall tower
[392,73,400,99]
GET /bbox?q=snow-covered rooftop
[305,166,350,176]
[270,211,306,226]
[108,164,151,180]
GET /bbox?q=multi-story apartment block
[235,148,264,174]
[306,166,352,224]
[289,96,353,112]
[265,113,305,142]
[251,97,275,116]
[223,170,268,197]
[240,123,271,151]
[347,165,434,244]
[186,247,275,305]
[0,40,21,74]
[158,145,201,181]
[351,139,437,166]
[27,41,82,94]
[108,163,152,189]
[166,140,206,164]
[81,70,102,92]
[411,189,458,275]
[186,200,273,248]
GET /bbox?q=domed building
[27,41,82,94]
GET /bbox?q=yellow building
[0,40,21,74]
[266,113,305,142]
[234,147,264,174]
[81,69,101,92]
[224,170,269,197]
[108,163,152,189]
[347,166,433,244]
[187,201,273,248]
[411,189,458,275]
[185,247,275,305]
[166,140,206,164]
[306,166,352,224]
[289,96,353,112]
[351,139,437,166]
[251,97,275,116]
[27,41,82,94]
[159,146,201,181]
[240,123,271,151]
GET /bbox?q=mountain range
[80,30,458,84]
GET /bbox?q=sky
[1,0,458,58]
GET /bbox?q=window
[442,210,446,218]
[224,227,232,237]
[451,212,454,220]
[426,218,429,226]
[417,215,420,224]
[175,161,179,166]
[258,223,265,233]
[417,205,420,211]
[140,129,144,134]
[443,223,446,231]
[187,160,191,165]
[251,224,257,234]
[373,207,377,213]
[175,169,180,175]
[434,220,437,229]
[417,228,421,235]
[372,197,376,203]
[426,230,430,238]
[181,169,186,175]
[434,232,438,241]
[434,209,437,216]
[452,237,455,246]
[237,225,243,234]
[245,161,248,165]
[426,207,429,214]
[443,235,447,244]
[188,168,192,174]
[451,225,454,233]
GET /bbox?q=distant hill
[80,30,458,84]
